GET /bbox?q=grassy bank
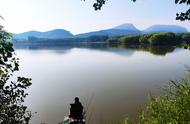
[120,70,190,124]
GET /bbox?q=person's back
[69,97,83,119]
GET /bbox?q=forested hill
[13,24,188,40]
[143,25,188,33]
[14,29,74,40]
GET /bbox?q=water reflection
[124,45,175,56]
[14,43,176,56]
[14,44,190,124]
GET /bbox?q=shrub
[107,37,119,44]
[148,32,178,45]
[140,75,190,124]
[120,73,190,124]
[119,35,140,45]
[181,33,190,43]
[0,25,32,124]
[139,34,152,44]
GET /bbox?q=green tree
[119,35,140,45]
[0,25,32,123]
[148,32,178,45]
[175,0,190,21]
[181,33,190,42]
[88,0,190,21]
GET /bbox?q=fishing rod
[83,93,94,124]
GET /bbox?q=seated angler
[69,97,84,120]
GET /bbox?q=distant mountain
[75,29,141,38]
[113,23,139,31]
[143,25,188,33]
[13,24,189,40]
[14,29,73,40]
[75,23,141,38]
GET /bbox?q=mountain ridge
[13,23,189,40]
[113,23,140,31]
[143,24,188,33]
[14,29,73,40]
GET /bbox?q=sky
[0,0,189,34]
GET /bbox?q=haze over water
[15,45,190,124]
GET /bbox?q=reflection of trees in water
[108,44,176,56]
[14,42,108,50]
[14,42,176,56]
[139,46,175,56]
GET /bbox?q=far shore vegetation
[14,32,190,50]
[107,32,190,49]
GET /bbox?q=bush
[107,37,119,44]
[148,32,178,45]
[0,26,32,124]
[140,75,190,124]
[139,34,152,44]
[120,72,190,124]
[119,35,140,45]
[181,33,190,43]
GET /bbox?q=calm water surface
[15,45,190,124]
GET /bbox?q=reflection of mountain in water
[14,42,108,50]
[14,43,176,56]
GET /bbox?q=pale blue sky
[0,0,189,34]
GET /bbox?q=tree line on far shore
[107,32,190,49]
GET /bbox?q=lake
[14,44,190,124]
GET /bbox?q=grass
[121,70,190,124]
